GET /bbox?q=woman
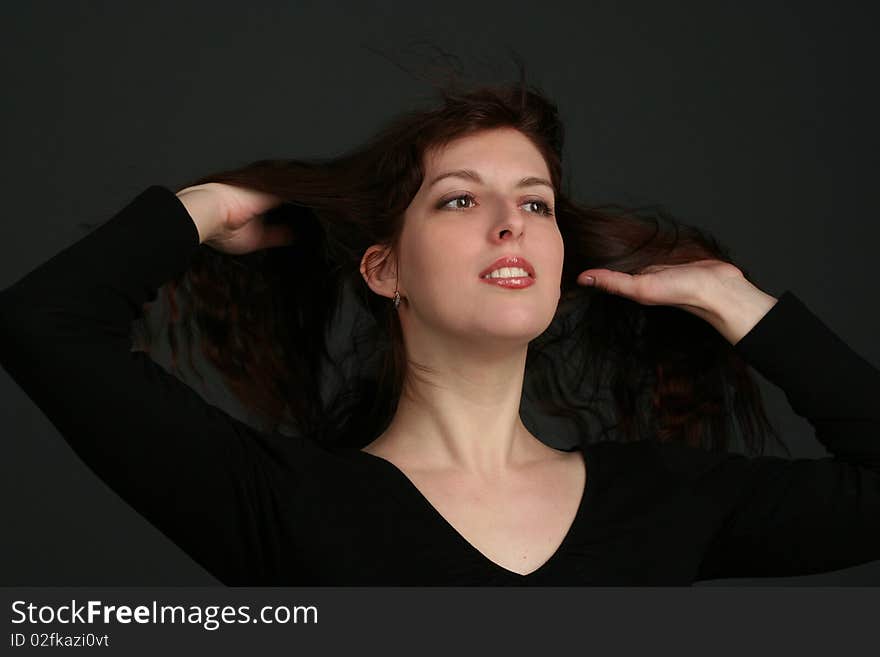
[1,78,878,585]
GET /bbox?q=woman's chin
[470,319,552,344]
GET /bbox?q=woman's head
[360,126,565,361]
[152,63,787,459]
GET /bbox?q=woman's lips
[478,255,536,279]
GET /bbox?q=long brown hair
[132,54,788,458]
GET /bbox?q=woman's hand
[176,182,294,255]
[576,259,744,314]
[576,259,779,345]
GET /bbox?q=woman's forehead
[423,132,551,185]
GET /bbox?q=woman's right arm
[0,186,301,585]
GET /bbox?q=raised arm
[0,186,302,584]
[674,292,880,581]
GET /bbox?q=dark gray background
[1,0,878,585]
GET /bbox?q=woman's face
[392,127,564,348]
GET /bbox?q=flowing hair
[128,51,789,458]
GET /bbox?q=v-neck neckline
[347,442,596,580]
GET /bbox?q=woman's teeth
[483,267,530,279]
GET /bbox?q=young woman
[1,78,878,585]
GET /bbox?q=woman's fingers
[575,259,744,310]
[578,268,654,302]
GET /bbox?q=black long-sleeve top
[1,186,879,585]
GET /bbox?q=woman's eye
[523,200,554,216]
[439,194,554,216]
[440,194,477,210]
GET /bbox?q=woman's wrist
[175,184,226,245]
[699,278,778,346]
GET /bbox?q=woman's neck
[369,347,551,478]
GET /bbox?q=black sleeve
[671,291,880,581]
[0,186,307,585]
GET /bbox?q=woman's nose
[493,206,525,240]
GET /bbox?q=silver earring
[392,290,401,309]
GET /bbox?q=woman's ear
[359,244,398,300]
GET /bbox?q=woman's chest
[400,455,587,576]
[279,452,701,586]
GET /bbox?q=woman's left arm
[694,290,880,580]
[578,260,880,581]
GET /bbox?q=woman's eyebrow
[429,168,554,192]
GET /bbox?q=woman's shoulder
[236,425,373,485]
[581,437,739,486]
